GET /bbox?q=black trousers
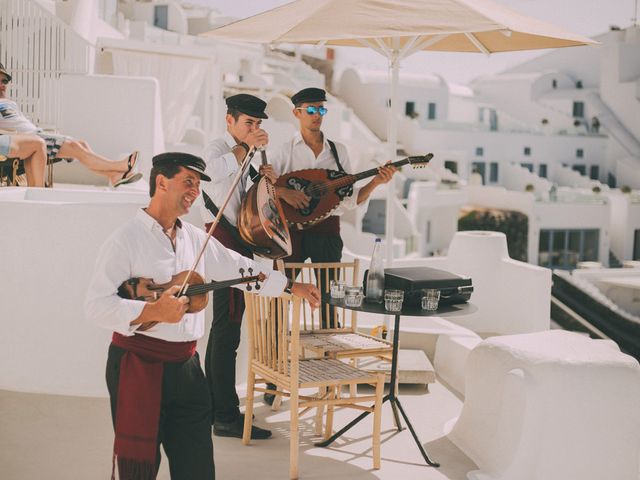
[286,231,344,328]
[205,287,242,423]
[106,344,215,480]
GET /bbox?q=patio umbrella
[203,0,597,263]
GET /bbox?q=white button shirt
[269,132,361,215]
[201,132,253,226]
[85,209,286,342]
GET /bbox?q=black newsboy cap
[225,94,268,119]
[152,152,211,182]
[291,87,326,105]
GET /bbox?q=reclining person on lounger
[0,63,141,188]
[0,133,48,186]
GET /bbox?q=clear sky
[198,0,637,84]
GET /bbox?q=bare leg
[56,139,132,175]
[9,135,47,187]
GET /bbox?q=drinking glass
[330,280,346,299]
[421,289,440,311]
[344,286,364,307]
[384,289,404,312]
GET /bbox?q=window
[444,160,458,174]
[538,229,599,269]
[405,101,415,117]
[475,147,484,156]
[524,146,531,156]
[489,162,499,183]
[572,164,586,176]
[539,164,548,178]
[427,102,437,120]
[573,101,585,118]
[607,173,617,188]
[521,163,534,172]
[489,109,498,131]
[634,229,640,261]
[153,5,169,30]
[590,165,600,180]
[576,148,584,158]
[426,220,431,243]
[552,79,557,88]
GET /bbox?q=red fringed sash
[110,332,196,479]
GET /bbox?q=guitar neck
[327,155,431,190]
[353,158,412,182]
[184,276,257,296]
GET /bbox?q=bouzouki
[238,148,293,259]
[275,153,433,230]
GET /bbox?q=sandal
[112,151,140,188]
[120,151,139,181]
[113,171,143,188]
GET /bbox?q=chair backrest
[278,259,360,333]
[244,292,301,382]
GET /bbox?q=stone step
[358,349,435,386]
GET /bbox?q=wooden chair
[243,292,385,479]
[278,260,393,362]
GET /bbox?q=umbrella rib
[356,38,391,59]
[464,32,491,55]
[402,34,450,58]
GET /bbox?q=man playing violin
[200,94,278,440]
[85,152,320,479]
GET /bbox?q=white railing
[0,0,93,128]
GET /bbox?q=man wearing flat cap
[86,152,320,479]
[200,93,278,440]
[266,87,396,403]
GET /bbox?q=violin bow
[178,146,259,296]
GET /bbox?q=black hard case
[364,266,473,307]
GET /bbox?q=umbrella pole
[385,49,400,265]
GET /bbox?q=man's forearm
[356,179,379,205]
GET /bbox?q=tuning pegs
[246,285,252,291]
[255,281,261,291]
[248,267,253,275]
[239,268,245,276]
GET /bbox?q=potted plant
[525,184,535,193]
[621,185,632,194]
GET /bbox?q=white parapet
[448,330,640,480]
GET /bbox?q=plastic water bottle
[365,238,384,303]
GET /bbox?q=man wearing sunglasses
[0,63,141,187]
[266,87,396,402]
[272,87,396,259]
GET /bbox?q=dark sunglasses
[297,105,327,116]
[0,78,10,85]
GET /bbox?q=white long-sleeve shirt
[269,132,362,216]
[85,209,286,342]
[201,132,254,226]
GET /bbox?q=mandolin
[275,153,433,230]
[118,268,264,330]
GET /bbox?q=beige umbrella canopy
[204,0,597,263]
[203,0,595,53]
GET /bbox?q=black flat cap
[152,152,211,181]
[225,94,268,119]
[0,63,11,82]
[291,87,326,105]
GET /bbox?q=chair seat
[298,358,378,386]
[300,332,392,356]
